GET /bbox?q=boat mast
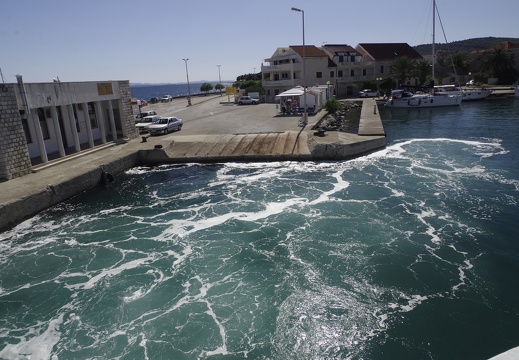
[432,0,435,86]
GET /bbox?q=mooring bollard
[374,105,377,114]
[141,136,147,142]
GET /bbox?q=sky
[1,0,517,84]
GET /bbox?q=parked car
[135,115,160,133]
[161,95,173,102]
[148,117,183,135]
[135,110,157,121]
[237,96,260,105]
[359,89,378,97]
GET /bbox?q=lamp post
[217,65,222,96]
[183,58,191,106]
[291,7,307,126]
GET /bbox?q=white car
[161,95,173,102]
[359,89,378,97]
[135,115,160,133]
[135,110,157,121]
[148,117,183,135]
[237,96,260,105]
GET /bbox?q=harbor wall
[0,151,140,231]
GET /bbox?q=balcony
[262,79,295,87]
[262,63,295,72]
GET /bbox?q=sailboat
[385,0,463,108]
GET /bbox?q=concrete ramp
[140,131,312,164]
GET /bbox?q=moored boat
[434,85,492,101]
[386,89,462,108]
[463,87,493,100]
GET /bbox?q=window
[339,55,344,62]
[380,65,384,74]
[316,72,322,78]
[350,69,355,77]
[37,108,50,140]
[350,55,355,62]
[293,72,297,79]
[330,71,335,78]
[281,73,289,79]
[338,70,343,77]
[22,119,32,144]
[88,102,98,128]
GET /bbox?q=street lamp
[217,65,222,96]
[183,58,191,106]
[291,7,307,126]
[376,77,382,96]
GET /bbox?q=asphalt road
[139,95,308,136]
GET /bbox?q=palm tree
[482,45,517,83]
[390,56,416,88]
[412,59,431,85]
[448,51,470,74]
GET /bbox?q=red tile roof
[290,45,328,58]
[356,43,423,60]
[322,44,357,55]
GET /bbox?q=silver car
[237,96,260,105]
[148,116,183,135]
[359,89,378,97]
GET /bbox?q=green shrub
[324,98,342,114]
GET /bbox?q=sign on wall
[97,82,113,96]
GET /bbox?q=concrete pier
[0,97,385,231]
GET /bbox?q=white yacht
[386,89,462,108]
[435,85,492,101]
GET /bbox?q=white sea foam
[159,196,308,238]
[0,314,63,360]
[64,255,155,290]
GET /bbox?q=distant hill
[414,37,519,55]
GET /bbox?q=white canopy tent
[275,86,323,113]
[276,86,305,98]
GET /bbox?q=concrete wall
[18,81,123,108]
[0,151,141,231]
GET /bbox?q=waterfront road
[142,94,313,135]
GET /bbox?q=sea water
[130,82,232,101]
[0,99,518,359]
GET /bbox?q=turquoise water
[1,99,518,359]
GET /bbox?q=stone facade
[0,84,32,180]
[118,81,138,139]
